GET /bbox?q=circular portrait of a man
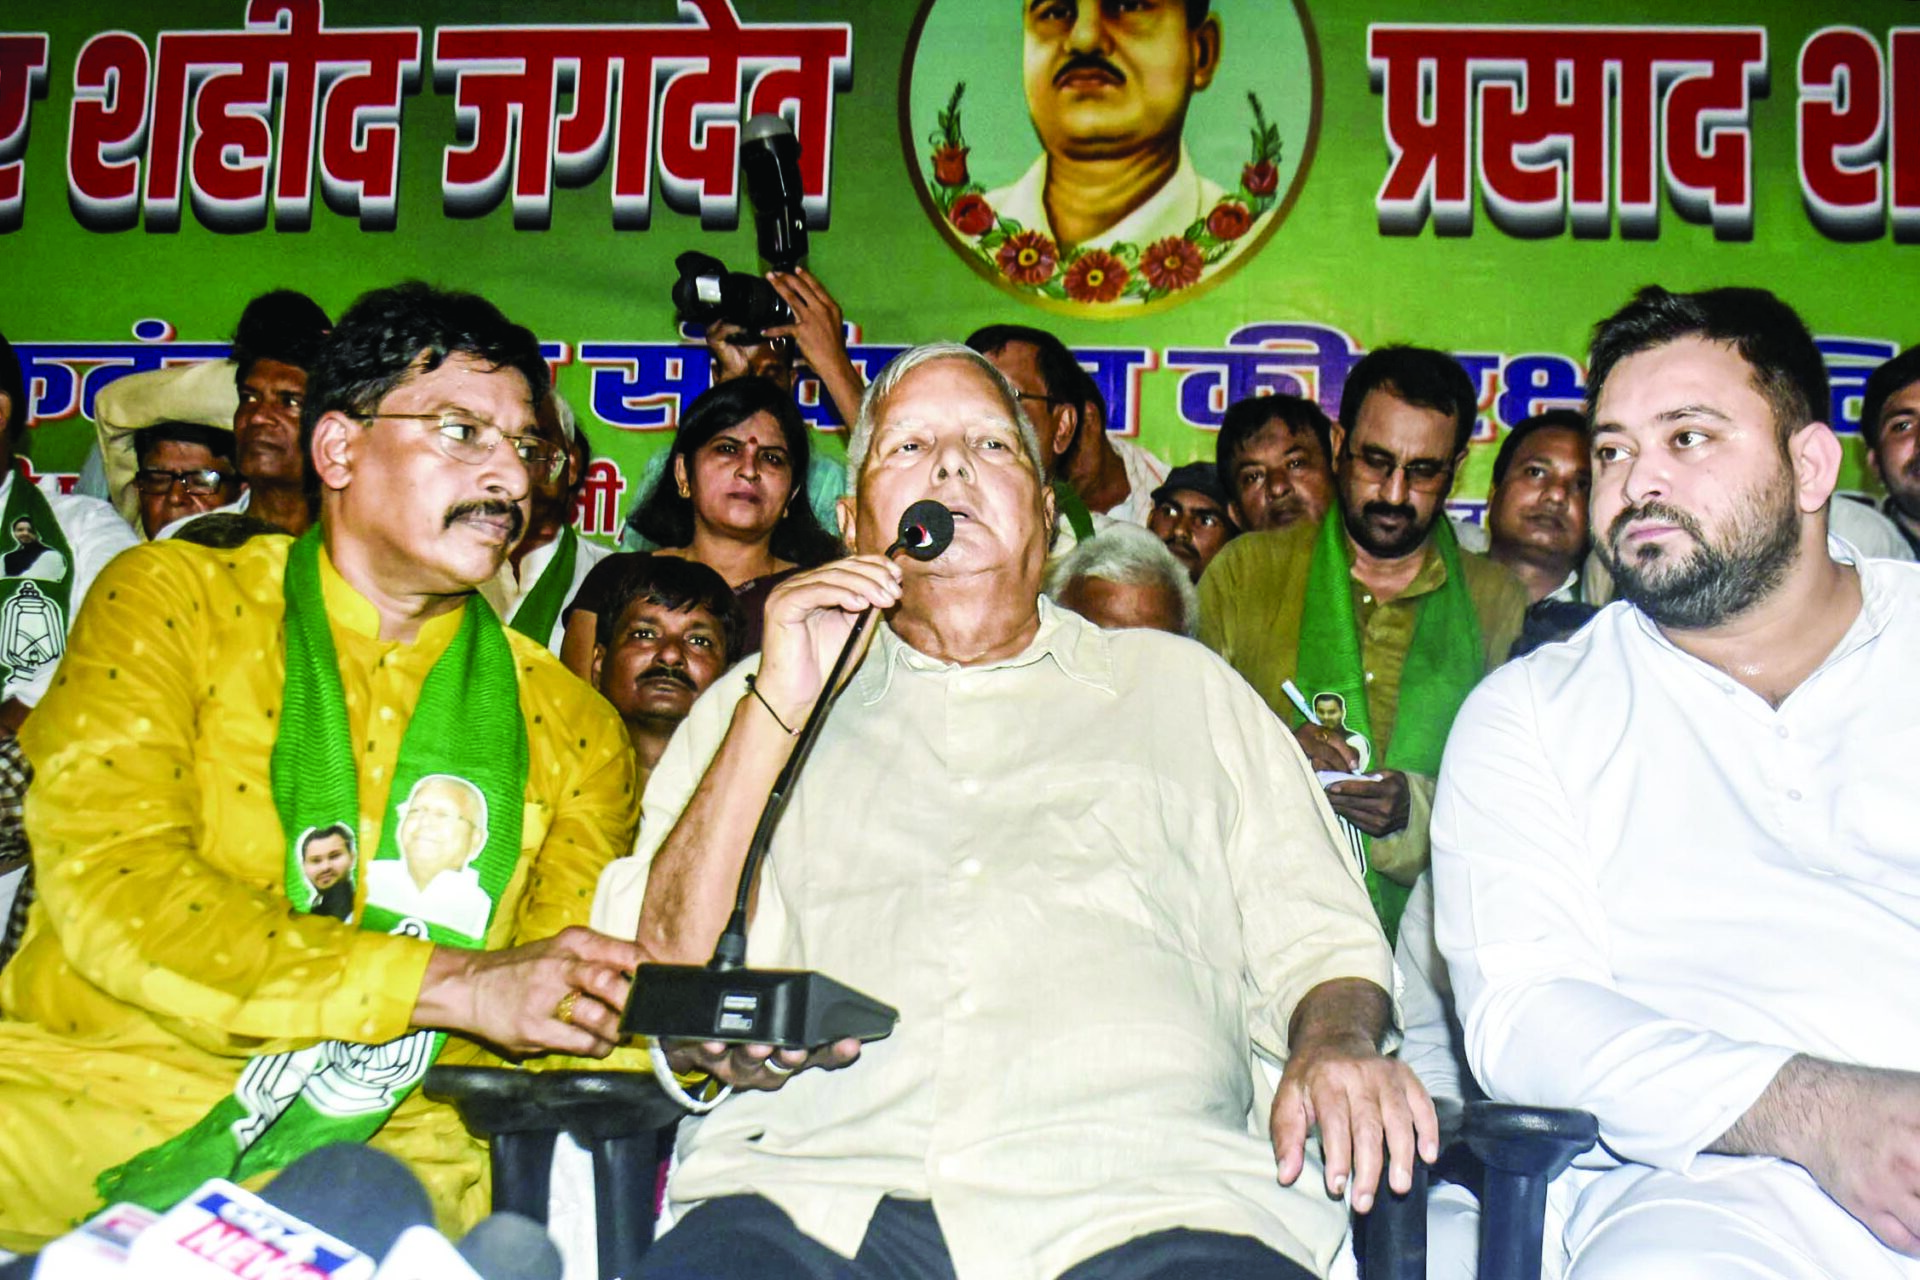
[902,0,1320,314]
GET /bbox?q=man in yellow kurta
[0,282,643,1252]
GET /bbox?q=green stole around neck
[94,528,530,1210]
[508,525,579,646]
[0,471,75,691]
[1294,511,1484,943]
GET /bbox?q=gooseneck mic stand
[622,500,956,1049]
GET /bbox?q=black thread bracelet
[743,674,797,735]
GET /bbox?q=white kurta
[0,473,138,707]
[1433,546,1920,1277]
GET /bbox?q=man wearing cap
[1147,461,1238,582]
[128,422,245,540]
[93,290,330,539]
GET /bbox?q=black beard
[1599,484,1799,630]
[1343,500,1429,560]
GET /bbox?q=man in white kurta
[1434,284,1920,1278]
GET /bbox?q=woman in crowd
[560,376,842,676]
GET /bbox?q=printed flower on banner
[1062,250,1129,303]
[1242,91,1282,197]
[1140,237,1204,293]
[948,193,995,237]
[1206,201,1253,241]
[996,231,1058,286]
[923,86,1290,309]
[928,82,972,188]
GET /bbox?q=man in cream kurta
[599,343,1431,1280]
[0,284,643,1251]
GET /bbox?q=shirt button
[1775,725,1790,739]
[956,993,978,1016]
[1786,789,1803,802]
[957,858,982,878]
[957,778,981,796]
[1361,594,1374,605]
[1364,671,1376,684]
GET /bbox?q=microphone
[259,1145,435,1261]
[623,501,955,1050]
[120,1144,432,1278]
[739,113,807,272]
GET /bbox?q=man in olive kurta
[1199,348,1527,908]
[0,284,644,1250]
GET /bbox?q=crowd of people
[0,269,1913,1280]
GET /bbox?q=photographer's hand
[766,268,866,427]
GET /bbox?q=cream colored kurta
[596,598,1392,1279]
[0,535,637,1251]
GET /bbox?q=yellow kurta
[0,535,637,1251]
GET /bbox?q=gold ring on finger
[555,990,580,1025]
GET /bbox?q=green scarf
[1294,511,1483,943]
[96,528,530,1210]
[0,473,75,691]
[508,525,578,646]
[1053,481,1096,543]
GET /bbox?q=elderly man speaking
[597,343,1432,1280]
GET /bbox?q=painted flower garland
[927,87,1284,306]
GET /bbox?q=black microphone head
[896,499,955,561]
[259,1143,434,1260]
[456,1212,563,1280]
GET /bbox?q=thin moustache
[445,500,525,541]
[1054,54,1125,88]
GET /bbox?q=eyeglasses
[1342,446,1454,494]
[346,411,565,483]
[134,467,236,497]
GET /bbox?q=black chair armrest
[1358,1099,1596,1280]
[1465,1101,1598,1280]
[424,1065,685,1280]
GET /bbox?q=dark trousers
[636,1194,1318,1279]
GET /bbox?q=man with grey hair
[596,342,1432,1280]
[1044,521,1197,636]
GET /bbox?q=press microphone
[740,113,807,271]
[121,1144,432,1278]
[623,501,955,1050]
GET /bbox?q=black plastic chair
[430,1064,1597,1280]
[424,1066,684,1280]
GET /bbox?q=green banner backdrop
[2,0,1914,540]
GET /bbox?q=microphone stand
[623,508,951,1049]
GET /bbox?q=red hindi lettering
[1893,29,1920,239]
[1368,26,1478,235]
[1658,28,1767,238]
[0,34,48,225]
[67,32,151,230]
[434,0,850,228]
[1474,31,1613,236]
[1798,27,1885,240]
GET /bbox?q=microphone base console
[623,963,899,1050]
